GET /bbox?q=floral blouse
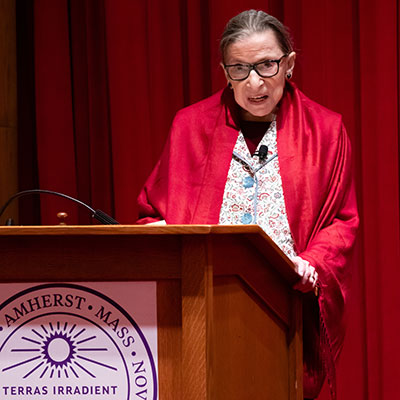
[219,120,296,259]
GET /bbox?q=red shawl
[138,82,359,399]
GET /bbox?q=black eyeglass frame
[224,54,288,81]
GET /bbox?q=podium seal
[0,283,157,400]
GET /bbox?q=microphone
[0,189,119,225]
[252,145,268,160]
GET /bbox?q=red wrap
[138,82,359,399]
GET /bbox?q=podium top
[0,224,298,282]
[0,224,271,236]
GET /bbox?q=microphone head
[93,209,119,225]
[258,145,268,160]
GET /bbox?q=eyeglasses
[224,54,288,81]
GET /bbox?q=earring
[286,72,292,80]
[228,82,233,89]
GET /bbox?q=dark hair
[220,10,294,62]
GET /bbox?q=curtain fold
[104,0,186,222]
[69,0,114,223]
[357,0,400,398]
[34,0,78,223]
[25,0,400,398]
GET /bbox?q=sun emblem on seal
[41,330,76,370]
[3,321,116,379]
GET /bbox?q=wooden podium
[0,225,303,399]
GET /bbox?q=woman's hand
[292,256,318,293]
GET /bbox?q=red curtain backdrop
[27,0,400,398]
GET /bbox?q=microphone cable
[0,189,119,225]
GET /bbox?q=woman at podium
[137,10,359,400]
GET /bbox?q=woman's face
[223,30,295,122]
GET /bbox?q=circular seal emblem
[0,283,158,400]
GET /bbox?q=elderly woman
[138,10,358,400]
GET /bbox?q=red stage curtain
[30,0,400,398]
